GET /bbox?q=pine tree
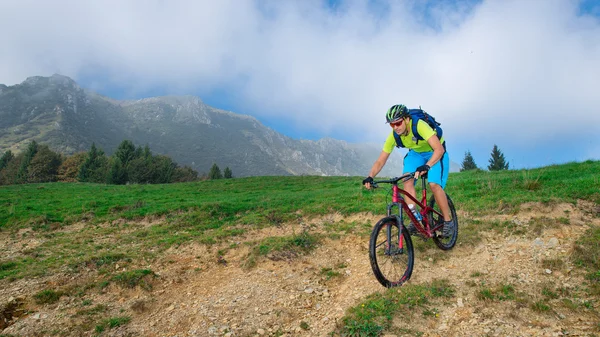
[111,140,138,184]
[224,167,232,179]
[127,157,152,184]
[143,145,152,159]
[78,143,98,182]
[15,140,38,184]
[0,153,22,185]
[114,140,136,167]
[134,145,143,159]
[488,144,509,171]
[152,155,176,184]
[208,163,223,180]
[460,151,478,172]
[78,143,109,183]
[27,145,62,183]
[125,144,155,183]
[107,157,127,185]
[0,150,14,171]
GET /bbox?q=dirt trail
[1,202,599,336]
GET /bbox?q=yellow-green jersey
[382,119,445,154]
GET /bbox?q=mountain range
[0,74,415,177]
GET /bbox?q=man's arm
[364,151,391,188]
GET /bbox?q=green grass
[108,269,156,290]
[572,226,600,295]
[95,316,131,333]
[300,321,310,330]
[542,287,559,299]
[320,267,343,280]
[320,262,347,280]
[2,161,599,231]
[33,289,64,304]
[531,301,551,312]
[0,176,370,230]
[0,260,18,279]
[255,231,319,256]
[477,284,516,301]
[70,253,130,272]
[449,160,600,213]
[0,161,599,291]
[74,304,108,317]
[334,279,454,336]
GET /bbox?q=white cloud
[1,0,599,168]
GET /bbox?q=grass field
[3,160,599,228]
[1,160,599,336]
[1,160,599,280]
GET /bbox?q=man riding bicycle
[362,104,455,238]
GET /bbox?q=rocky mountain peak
[21,74,79,89]
[122,95,212,124]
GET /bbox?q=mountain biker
[362,104,455,238]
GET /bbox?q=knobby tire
[369,216,414,288]
[429,193,459,250]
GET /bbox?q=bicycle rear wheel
[369,216,414,288]
[429,193,458,250]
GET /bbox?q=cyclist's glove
[362,176,374,185]
[416,164,430,172]
[416,164,430,177]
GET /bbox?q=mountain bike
[368,172,458,288]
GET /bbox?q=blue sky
[1,0,599,170]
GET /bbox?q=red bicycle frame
[387,176,445,239]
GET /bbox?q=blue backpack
[393,108,443,148]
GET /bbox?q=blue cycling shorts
[402,149,450,188]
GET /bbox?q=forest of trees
[0,140,233,185]
[1,139,513,186]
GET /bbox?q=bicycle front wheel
[369,216,414,288]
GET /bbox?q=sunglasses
[390,119,404,127]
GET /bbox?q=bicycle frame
[369,173,458,288]
[386,176,445,239]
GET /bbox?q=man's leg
[430,183,451,222]
[425,149,454,237]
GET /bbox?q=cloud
[1,0,599,168]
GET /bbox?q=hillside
[1,161,599,336]
[0,74,406,177]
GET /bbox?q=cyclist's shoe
[441,219,456,238]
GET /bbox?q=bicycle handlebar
[370,172,419,188]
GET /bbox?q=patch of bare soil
[1,202,599,336]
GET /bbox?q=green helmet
[386,104,408,123]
